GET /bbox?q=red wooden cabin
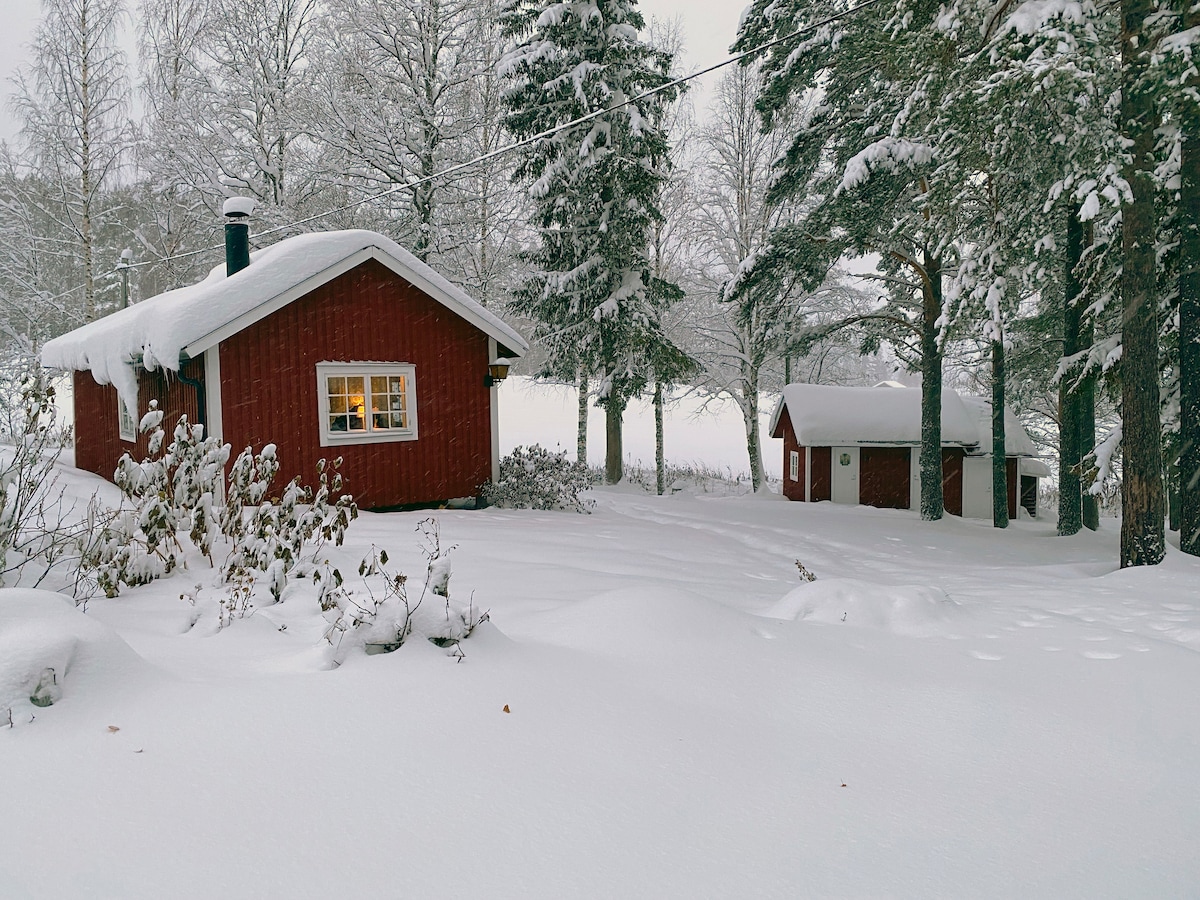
[42,226,527,510]
[770,383,1049,519]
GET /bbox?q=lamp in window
[485,357,512,387]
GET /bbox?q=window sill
[318,429,419,448]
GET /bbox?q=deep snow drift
[2,385,1198,898]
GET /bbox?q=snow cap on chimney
[223,196,256,219]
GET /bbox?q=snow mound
[762,578,962,637]
[0,589,146,723]
[528,587,754,655]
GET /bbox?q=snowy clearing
[2,387,1198,898]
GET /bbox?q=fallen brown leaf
[107,725,120,734]
[502,704,510,713]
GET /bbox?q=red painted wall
[942,448,965,517]
[217,258,492,509]
[810,447,832,502]
[73,358,204,481]
[860,447,911,509]
[775,408,806,501]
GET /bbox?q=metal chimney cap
[222,197,256,219]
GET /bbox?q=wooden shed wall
[776,408,806,501]
[217,258,492,509]
[73,358,205,481]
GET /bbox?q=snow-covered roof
[769,383,1042,458]
[41,229,528,412]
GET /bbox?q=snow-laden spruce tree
[499,0,689,484]
[735,0,979,520]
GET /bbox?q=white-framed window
[789,450,800,481]
[118,396,137,443]
[316,362,418,447]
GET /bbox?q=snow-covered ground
[3,383,1198,898]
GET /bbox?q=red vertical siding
[775,408,807,501]
[810,447,832,502]
[860,447,911,509]
[1007,456,1018,520]
[72,358,204,481]
[218,258,492,509]
[941,448,965,517]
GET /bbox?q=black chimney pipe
[222,197,255,276]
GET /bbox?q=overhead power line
[125,0,884,273]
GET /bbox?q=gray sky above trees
[0,0,745,142]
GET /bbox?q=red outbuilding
[41,219,527,510]
[769,382,1050,519]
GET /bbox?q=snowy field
[3,382,1199,898]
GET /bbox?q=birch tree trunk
[577,369,588,465]
[654,381,665,495]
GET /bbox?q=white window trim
[316,361,418,447]
[118,396,137,443]
[789,450,800,482]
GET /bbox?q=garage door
[860,447,911,509]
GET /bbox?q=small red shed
[769,383,1050,519]
[41,227,527,510]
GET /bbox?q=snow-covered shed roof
[41,229,527,411]
[769,383,1043,458]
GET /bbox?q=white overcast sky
[0,0,747,143]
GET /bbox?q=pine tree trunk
[576,370,588,465]
[919,249,944,521]
[605,399,623,485]
[1181,115,1200,555]
[1119,0,1165,566]
[993,336,1009,527]
[654,381,665,495]
[1059,207,1084,535]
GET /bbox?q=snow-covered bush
[0,367,102,590]
[221,451,356,602]
[482,444,594,512]
[321,519,487,662]
[81,411,356,601]
[83,404,230,597]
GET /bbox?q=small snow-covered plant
[795,560,817,583]
[481,444,594,512]
[416,518,488,649]
[222,456,357,603]
[321,546,416,655]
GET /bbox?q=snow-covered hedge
[481,444,594,513]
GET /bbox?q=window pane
[371,394,387,413]
[329,395,347,414]
[391,412,407,428]
[390,376,404,393]
[373,413,389,429]
[347,412,366,432]
[347,376,364,394]
[371,376,387,393]
[330,414,348,432]
[328,376,345,394]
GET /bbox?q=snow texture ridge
[40,230,528,413]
